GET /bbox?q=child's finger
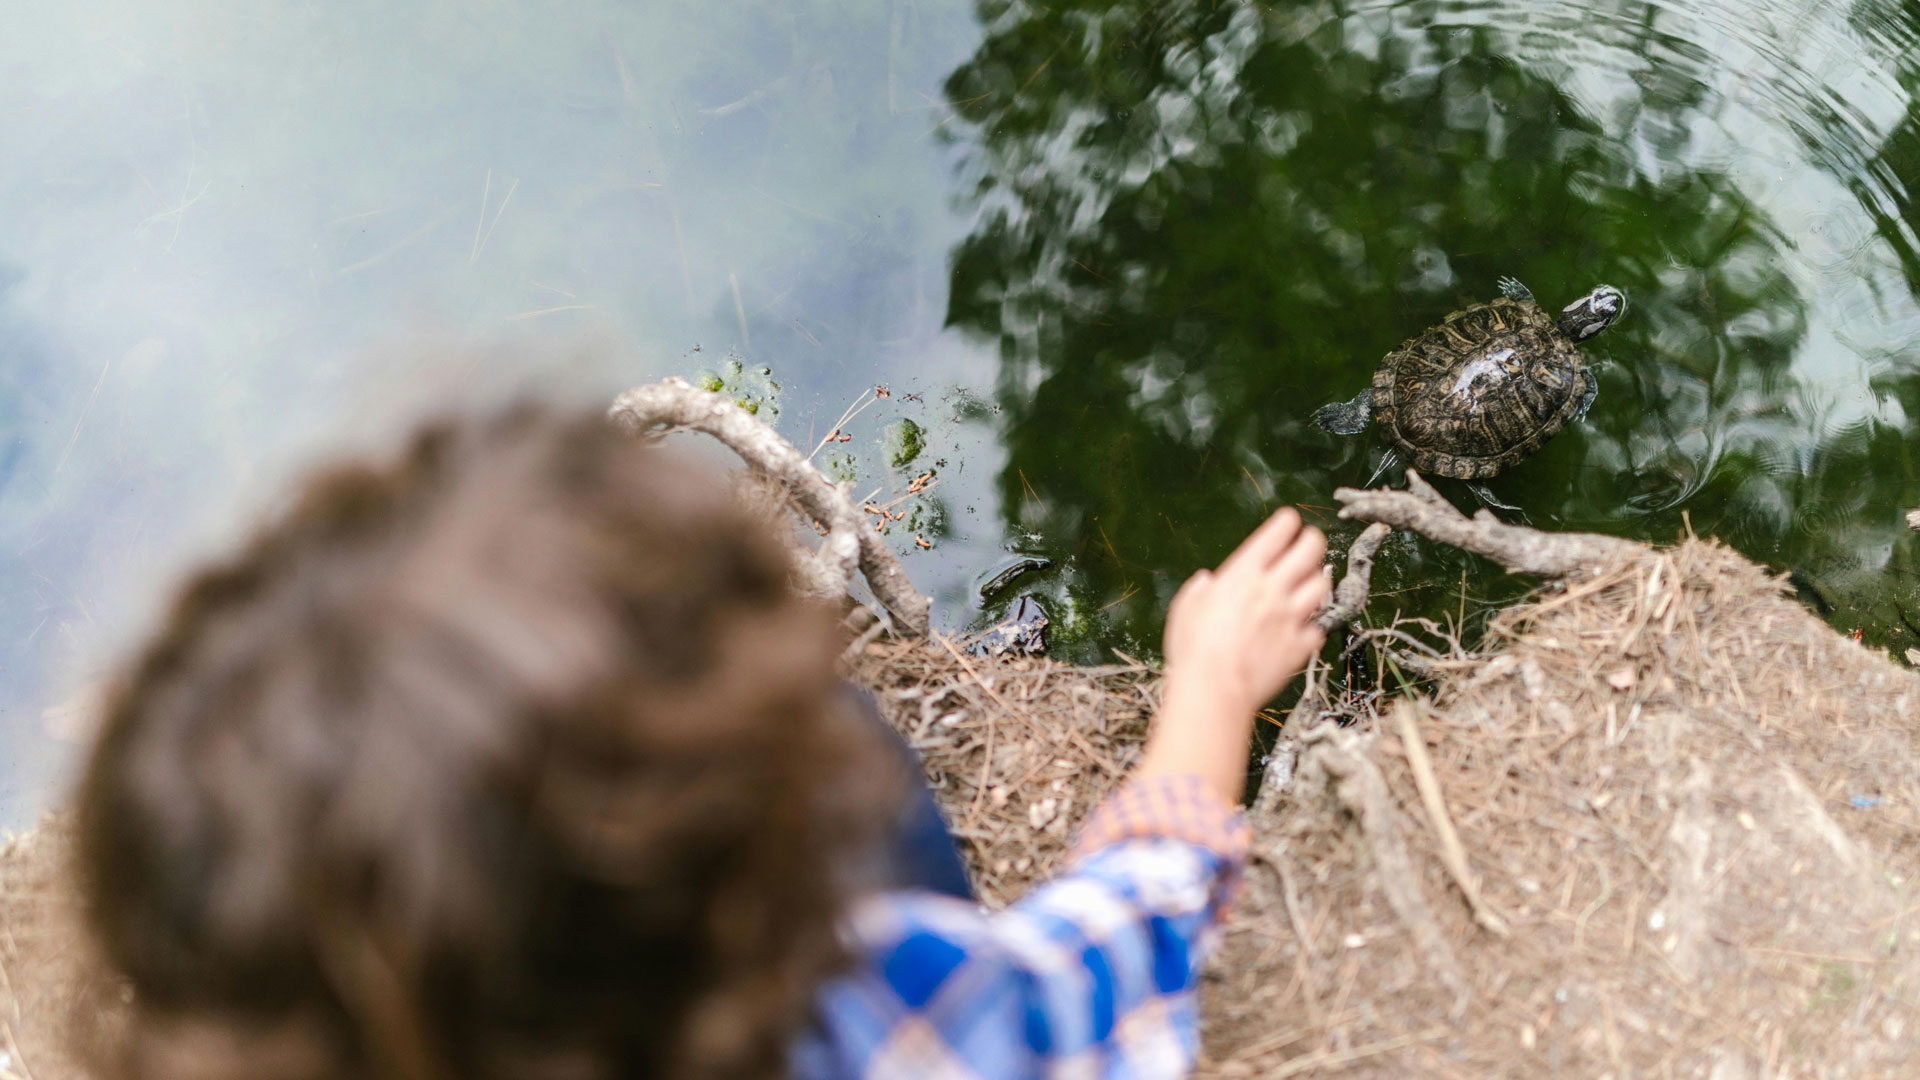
[1170,569,1213,615]
[1288,573,1331,615]
[1164,569,1213,644]
[1268,525,1327,590]
[1218,507,1301,581]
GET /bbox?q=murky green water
[4,0,1919,823]
[944,0,1920,666]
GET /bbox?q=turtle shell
[1370,296,1587,479]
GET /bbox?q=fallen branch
[608,378,931,635]
[1336,469,1639,578]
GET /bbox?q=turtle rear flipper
[1312,387,1373,435]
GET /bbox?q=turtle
[1311,277,1626,510]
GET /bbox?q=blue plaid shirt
[792,774,1252,1079]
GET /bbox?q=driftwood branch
[1336,469,1640,578]
[608,378,931,636]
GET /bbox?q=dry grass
[1199,538,1920,1077]
[844,637,1156,906]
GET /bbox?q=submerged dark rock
[972,594,1049,658]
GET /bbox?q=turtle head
[1557,285,1626,342]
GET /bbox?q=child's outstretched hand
[1138,508,1330,804]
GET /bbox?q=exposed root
[1313,522,1391,632]
[1255,522,1393,812]
[1298,721,1472,1022]
[609,378,931,635]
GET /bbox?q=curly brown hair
[75,408,898,1080]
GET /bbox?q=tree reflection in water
[941,0,1920,661]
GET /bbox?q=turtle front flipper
[1365,449,1401,488]
[1466,481,1526,517]
[1497,276,1534,302]
[1312,387,1373,435]
[1572,366,1598,422]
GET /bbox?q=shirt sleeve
[801,774,1250,1080]
[1067,771,1252,911]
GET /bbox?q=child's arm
[1138,506,1329,804]
[804,510,1328,1078]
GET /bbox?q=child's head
[76,408,895,1080]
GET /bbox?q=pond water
[4,0,1919,825]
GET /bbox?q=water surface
[943,0,1920,667]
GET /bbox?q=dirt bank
[851,522,1920,1078]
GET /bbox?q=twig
[936,634,1017,715]
[1336,469,1640,577]
[609,378,930,635]
[840,611,892,661]
[1349,625,1444,659]
[1394,701,1510,937]
[934,634,1016,822]
[1235,1025,1450,1079]
[1382,648,1444,681]
[807,389,880,460]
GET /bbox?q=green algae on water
[696,358,781,419]
[885,418,925,468]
